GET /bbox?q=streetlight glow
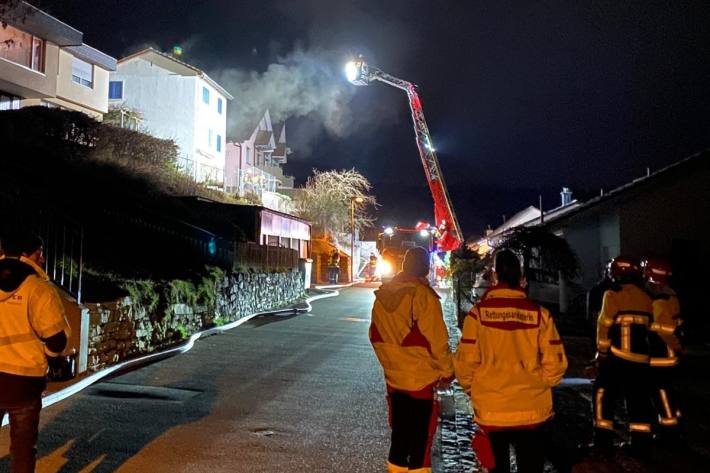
[384,226,394,236]
[345,61,360,83]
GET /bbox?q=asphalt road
[0,286,389,473]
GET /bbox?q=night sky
[46,1,710,237]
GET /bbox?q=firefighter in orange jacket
[370,247,453,473]
[0,231,70,472]
[592,256,655,452]
[642,257,683,441]
[454,249,567,473]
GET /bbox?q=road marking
[340,317,369,323]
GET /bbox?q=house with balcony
[109,48,233,184]
[225,109,296,213]
[0,2,116,118]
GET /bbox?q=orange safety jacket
[0,257,69,377]
[369,273,454,393]
[454,285,567,428]
[597,283,653,363]
[648,288,682,367]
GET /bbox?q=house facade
[109,48,233,184]
[0,2,116,118]
[225,109,296,213]
[543,153,710,318]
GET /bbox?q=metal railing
[0,189,85,302]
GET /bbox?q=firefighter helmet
[607,256,641,282]
[641,257,672,286]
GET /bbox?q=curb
[2,289,341,427]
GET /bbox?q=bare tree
[294,169,377,236]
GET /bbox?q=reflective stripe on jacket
[370,273,454,392]
[454,285,567,427]
[0,258,69,377]
[597,284,653,363]
[649,289,682,367]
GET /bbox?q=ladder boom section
[371,69,463,251]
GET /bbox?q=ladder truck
[345,56,463,252]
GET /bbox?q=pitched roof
[118,48,233,99]
[543,151,708,227]
[64,43,117,71]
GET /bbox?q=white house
[109,48,233,184]
[225,109,296,213]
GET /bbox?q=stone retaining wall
[86,271,304,371]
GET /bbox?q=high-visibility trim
[610,346,649,363]
[598,339,612,349]
[595,419,614,430]
[621,325,630,352]
[0,360,47,377]
[0,332,37,347]
[629,423,652,433]
[595,388,614,430]
[616,314,649,325]
[659,417,679,426]
[460,338,476,344]
[387,462,409,473]
[650,322,677,335]
[650,358,679,367]
[659,389,673,419]
[599,317,615,328]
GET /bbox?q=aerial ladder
[345,57,463,252]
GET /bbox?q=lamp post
[351,196,365,282]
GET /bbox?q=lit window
[0,93,21,111]
[0,24,44,72]
[202,86,210,104]
[217,97,223,114]
[216,134,222,152]
[108,81,123,99]
[71,57,93,88]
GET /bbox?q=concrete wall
[85,271,304,371]
[50,49,110,117]
[192,77,228,180]
[110,58,197,166]
[1,42,59,99]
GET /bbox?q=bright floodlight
[384,226,394,236]
[419,229,430,238]
[345,58,369,86]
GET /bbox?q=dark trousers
[488,425,546,473]
[593,357,654,445]
[387,391,438,469]
[328,267,339,284]
[0,397,42,473]
[652,367,681,436]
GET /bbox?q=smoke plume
[210,48,358,143]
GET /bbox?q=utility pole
[351,196,364,282]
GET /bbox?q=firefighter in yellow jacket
[370,247,453,473]
[454,249,567,473]
[0,231,70,473]
[642,257,683,441]
[592,256,655,452]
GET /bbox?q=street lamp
[351,196,365,282]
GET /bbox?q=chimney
[560,187,573,207]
